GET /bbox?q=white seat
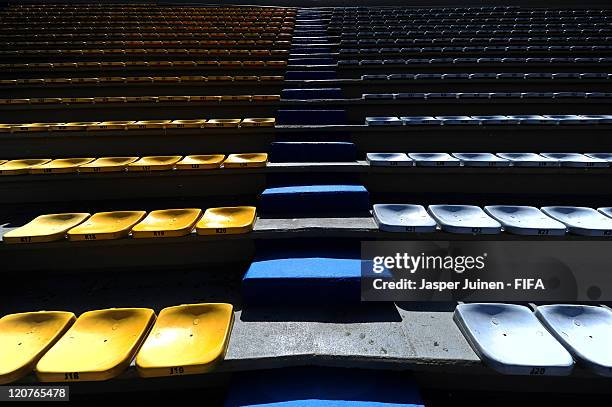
[541,206,612,236]
[366,153,413,167]
[452,153,511,167]
[540,153,608,168]
[484,205,566,236]
[496,153,559,167]
[408,153,460,167]
[373,204,437,233]
[428,205,502,234]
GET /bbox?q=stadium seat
[86,121,135,131]
[484,206,567,236]
[225,367,424,407]
[507,115,553,125]
[175,155,226,170]
[2,213,90,244]
[67,211,147,241]
[365,116,402,126]
[36,308,155,382]
[259,185,370,215]
[205,119,242,128]
[366,152,413,166]
[128,156,182,171]
[29,158,95,174]
[408,153,461,167]
[496,153,559,167]
[270,142,356,162]
[373,204,438,233]
[452,153,511,167]
[129,120,172,129]
[240,118,276,127]
[436,116,480,125]
[586,153,612,162]
[0,159,51,175]
[242,249,365,303]
[196,206,256,235]
[535,305,612,377]
[0,311,76,384]
[541,206,612,236]
[167,119,207,129]
[428,205,502,234]
[132,209,202,238]
[223,153,268,168]
[540,153,609,168]
[400,116,441,125]
[454,303,574,376]
[136,303,234,377]
[78,157,138,173]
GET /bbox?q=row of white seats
[366,152,612,167]
[373,204,612,236]
[365,115,612,126]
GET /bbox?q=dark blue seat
[225,367,425,406]
[270,142,357,163]
[259,185,370,215]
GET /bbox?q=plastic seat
[484,205,567,236]
[136,303,233,377]
[541,206,612,236]
[86,121,134,131]
[204,119,242,128]
[128,120,172,129]
[223,153,267,168]
[496,153,559,167]
[196,206,256,235]
[50,122,98,131]
[29,158,94,174]
[452,153,510,167]
[240,118,275,127]
[507,115,553,125]
[78,157,138,173]
[540,153,608,168]
[471,115,517,125]
[0,159,51,175]
[128,156,182,171]
[3,213,90,244]
[0,311,75,384]
[366,152,413,166]
[373,204,437,233]
[67,211,147,241]
[454,303,574,376]
[586,153,612,162]
[408,153,460,167]
[428,205,502,234]
[167,119,207,129]
[535,305,612,377]
[400,116,441,125]
[365,116,402,126]
[36,308,155,382]
[175,155,225,170]
[543,115,585,124]
[132,209,202,238]
[436,116,479,125]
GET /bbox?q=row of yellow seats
[0,303,234,383]
[0,118,275,132]
[0,153,268,175]
[6,39,292,47]
[1,75,283,86]
[0,60,288,69]
[2,20,294,27]
[1,95,281,105]
[4,10,294,17]
[6,33,293,40]
[4,206,257,243]
[2,46,289,55]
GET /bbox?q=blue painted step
[225,367,424,407]
[259,184,369,215]
[277,109,346,125]
[281,88,343,99]
[270,142,356,162]
[285,71,337,80]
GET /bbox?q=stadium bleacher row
[1,2,612,404]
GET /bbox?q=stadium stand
[1,1,612,404]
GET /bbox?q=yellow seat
[11,123,55,132]
[196,206,256,235]
[3,213,90,244]
[128,156,182,171]
[158,96,190,102]
[240,118,276,127]
[78,157,139,173]
[67,211,146,241]
[0,311,76,384]
[204,119,241,128]
[50,122,99,131]
[127,120,171,129]
[175,155,225,170]
[252,95,281,101]
[223,153,268,168]
[166,119,207,129]
[36,308,155,382]
[135,303,233,378]
[220,95,252,101]
[132,208,202,238]
[86,121,134,131]
[29,158,94,174]
[0,158,51,175]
